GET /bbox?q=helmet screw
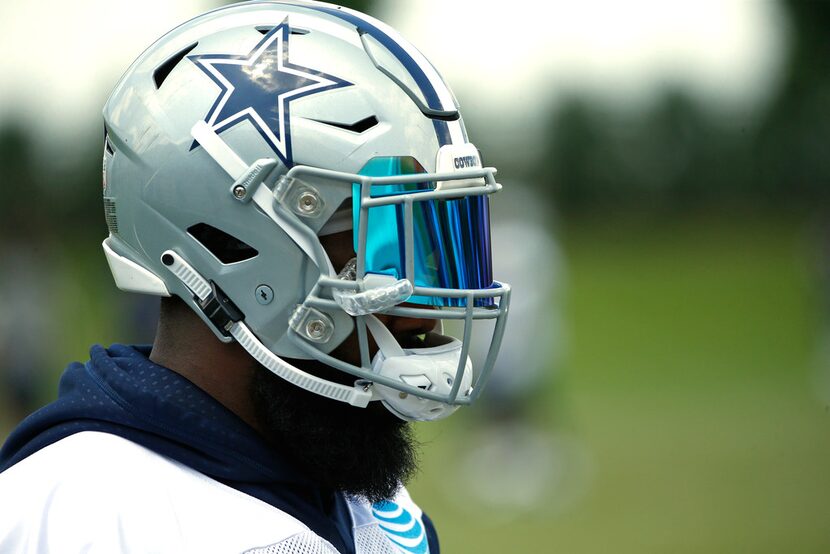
[255,284,273,305]
[232,185,247,199]
[306,318,327,340]
[399,392,408,399]
[297,191,319,214]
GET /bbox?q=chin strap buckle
[199,281,244,337]
[160,249,246,341]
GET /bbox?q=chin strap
[161,249,373,408]
[363,313,405,358]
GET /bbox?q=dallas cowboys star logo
[189,21,352,166]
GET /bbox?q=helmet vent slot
[187,223,258,264]
[153,42,198,89]
[104,127,115,155]
[310,115,379,134]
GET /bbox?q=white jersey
[0,432,430,554]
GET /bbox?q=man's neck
[149,302,262,433]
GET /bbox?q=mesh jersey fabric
[354,525,402,554]
[243,525,407,554]
[244,531,341,554]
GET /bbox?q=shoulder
[348,486,440,554]
[0,431,311,553]
[385,488,441,554]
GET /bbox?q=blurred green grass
[2,213,828,552]
[409,213,830,553]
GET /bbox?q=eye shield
[352,156,497,308]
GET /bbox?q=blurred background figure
[472,183,563,420]
[2,0,830,552]
[450,182,573,518]
[0,126,58,425]
[0,243,56,424]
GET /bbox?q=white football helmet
[101,0,510,421]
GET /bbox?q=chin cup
[371,338,473,422]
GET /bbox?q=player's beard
[249,361,419,503]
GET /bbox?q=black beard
[249,361,419,503]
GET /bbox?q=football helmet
[101,0,510,421]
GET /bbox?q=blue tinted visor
[353,157,496,307]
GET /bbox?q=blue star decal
[189,21,352,166]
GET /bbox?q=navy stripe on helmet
[432,119,451,146]
[307,5,453,146]
[309,6,445,110]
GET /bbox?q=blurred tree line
[520,0,830,215]
[0,0,376,244]
[0,0,826,241]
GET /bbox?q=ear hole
[187,223,258,264]
[104,126,115,155]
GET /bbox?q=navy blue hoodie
[0,344,439,553]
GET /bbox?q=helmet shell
[102,1,467,357]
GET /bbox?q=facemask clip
[230,158,278,203]
[289,305,335,343]
[274,175,325,217]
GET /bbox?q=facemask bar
[281,163,510,405]
[289,285,510,405]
